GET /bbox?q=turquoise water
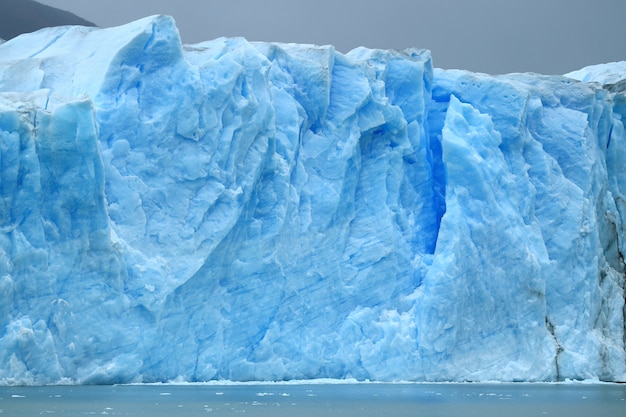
[0,383,624,416]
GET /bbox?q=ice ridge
[0,15,624,384]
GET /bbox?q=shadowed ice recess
[0,15,625,385]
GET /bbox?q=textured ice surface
[0,16,624,384]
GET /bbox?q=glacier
[0,15,625,385]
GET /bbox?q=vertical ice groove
[545,317,564,380]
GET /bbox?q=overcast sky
[37,0,625,75]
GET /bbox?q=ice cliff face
[0,15,624,384]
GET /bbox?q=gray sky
[36,0,625,75]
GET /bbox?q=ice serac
[0,16,624,384]
[419,69,626,381]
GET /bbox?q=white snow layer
[0,15,624,385]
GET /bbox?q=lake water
[0,382,624,416]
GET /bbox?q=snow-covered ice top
[0,15,625,385]
[566,61,626,86]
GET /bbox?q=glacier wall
[0,15,624,384]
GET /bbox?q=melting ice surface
[0,15,625,385]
